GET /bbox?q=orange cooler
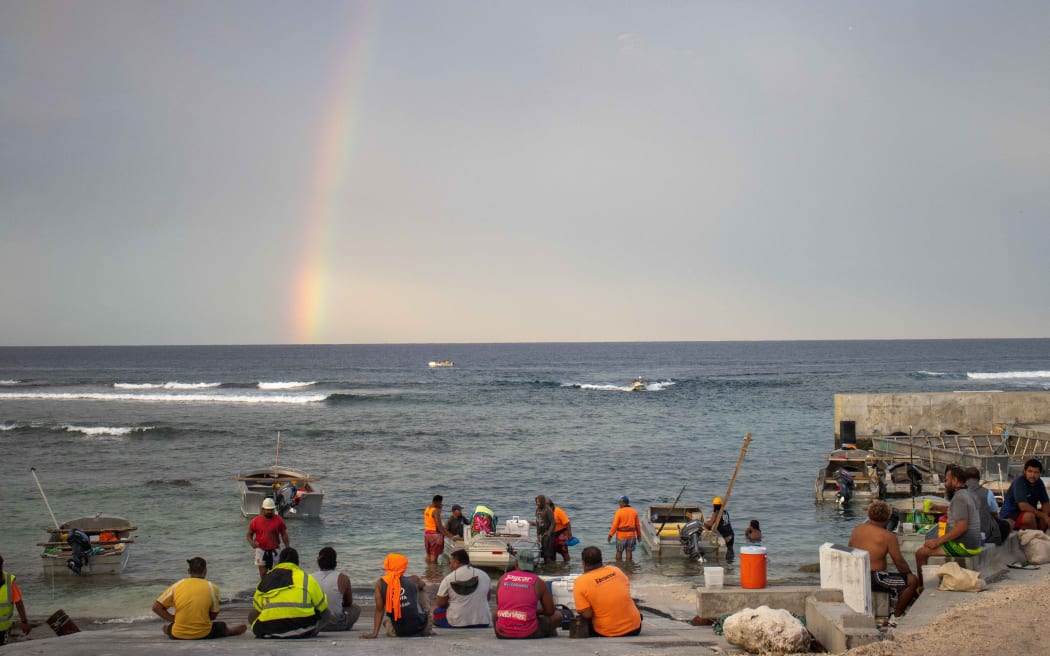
[740,546,767,589]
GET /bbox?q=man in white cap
[247,498,290,580]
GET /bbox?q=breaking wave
[966,371,1050,380]
[257,381,316,390]
[64,425,155,437]
[0,379,20,385]
[0,391,329,404]
[114,382,221,389]
[564,380,677,393]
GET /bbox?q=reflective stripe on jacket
[251,563,328,637]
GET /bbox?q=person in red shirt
[246,498,290,580]
[0,554,31,645]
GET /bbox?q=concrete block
[805,597,879,654]
[695,586,843,619]
[873,591,890,618]
[820,542,871,614]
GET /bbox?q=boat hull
[640,503,705,557]
[445,519,538,569]
[40,513,134,577]
[238,468,324,518]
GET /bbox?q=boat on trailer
[236,467,324,518]
[445,516,538,570]
[39,513,135,576]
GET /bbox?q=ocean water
[1,339,1048,621]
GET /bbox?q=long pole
[710,433,752,535]
[656,485,687,538]
[274,431,281,474]
[30,467,61,531]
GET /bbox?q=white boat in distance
[236,467,324,518]
[39,513,135,577]
[428,360,455,368]
[630,377,647,392]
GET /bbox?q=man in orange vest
[608,496,641,561]
[424,495,454,564]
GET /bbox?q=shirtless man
[849,500,918,619]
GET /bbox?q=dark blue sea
[1,340,1048,621]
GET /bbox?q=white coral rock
[722,605,810,654]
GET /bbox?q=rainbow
[291,3,380,344]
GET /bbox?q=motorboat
[629,377,647,392]
[428,360,454,368]
[445,515,538,570]
[236,467,324,518]
[640,503,707,558]
[881,461,944,498]
[39,513,135,576]
[814,447,881,502]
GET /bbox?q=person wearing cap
[251,547,331,639]
[424,495,454,564]
[152,557,247,639]
[704,497,736,563]
[573,546,642,637]
[247,498,290,580]
[608,496,641,561]
[550,499,573,562]
[493,550,562,638]
[0,554,31,645]
[312,547,361,632]
[445,504,468,540]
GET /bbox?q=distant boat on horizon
[428,360,454,368]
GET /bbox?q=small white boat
[39,513,135,576]
[445,515,538,569]
[814,447,881,501]
[428,360,455,368]
[236,467,324,518]
[640,503,726,561]
[629,377,647,392]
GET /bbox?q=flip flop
[1007,561,1040,570]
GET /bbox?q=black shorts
[870,571,908,605]
[169,622,229,639]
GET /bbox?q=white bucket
[921,565,940,589]
[704,566,724,589]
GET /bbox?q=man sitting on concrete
[251,548,331,638]
[915,466,982,580]
[998,458,1050,531]
[434,549,491,628]
[848,501,918,619]
[962,467,1005,545]
[573,546,642,637]
[493,550,561,638]
[153,557,247,639]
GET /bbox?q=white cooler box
[504,516,530,536]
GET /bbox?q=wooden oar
[30,467,61,531]
[708,433,752,542]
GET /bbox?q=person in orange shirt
[424,495,454,564]
[549,499,573,562]
[572,546,642,637]
[607,496,641,561]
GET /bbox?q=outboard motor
[835,469,855,508]
[66,528,92,575]
[275,482,299,516]
[886,508,901,533]
[679,519,706,562]
[906,464,924,498]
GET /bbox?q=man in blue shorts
[915,465,982,581]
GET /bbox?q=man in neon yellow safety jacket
[250,547,332,639]
[0,554,31,645]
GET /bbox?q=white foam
[0,392,328,404]
[967,371,1050,380]
[258,381,316,390]
[64,425,154,437]
[917,371,947,377]
[94,614,153,625]
[564,380,676,392]
[0,379,20,385]
[0,423,17,431]
[114,381,221,389]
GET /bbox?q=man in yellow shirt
[607,496,641,561]
[152,557,247,639]
[573,546,642,637]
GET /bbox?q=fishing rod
[30,467,61,531]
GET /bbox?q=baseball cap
[451,504,463,511]
[619,495,630,504]
[515,549,536,571]
[261,498,277,510]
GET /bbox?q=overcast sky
[2,1,1048,346]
